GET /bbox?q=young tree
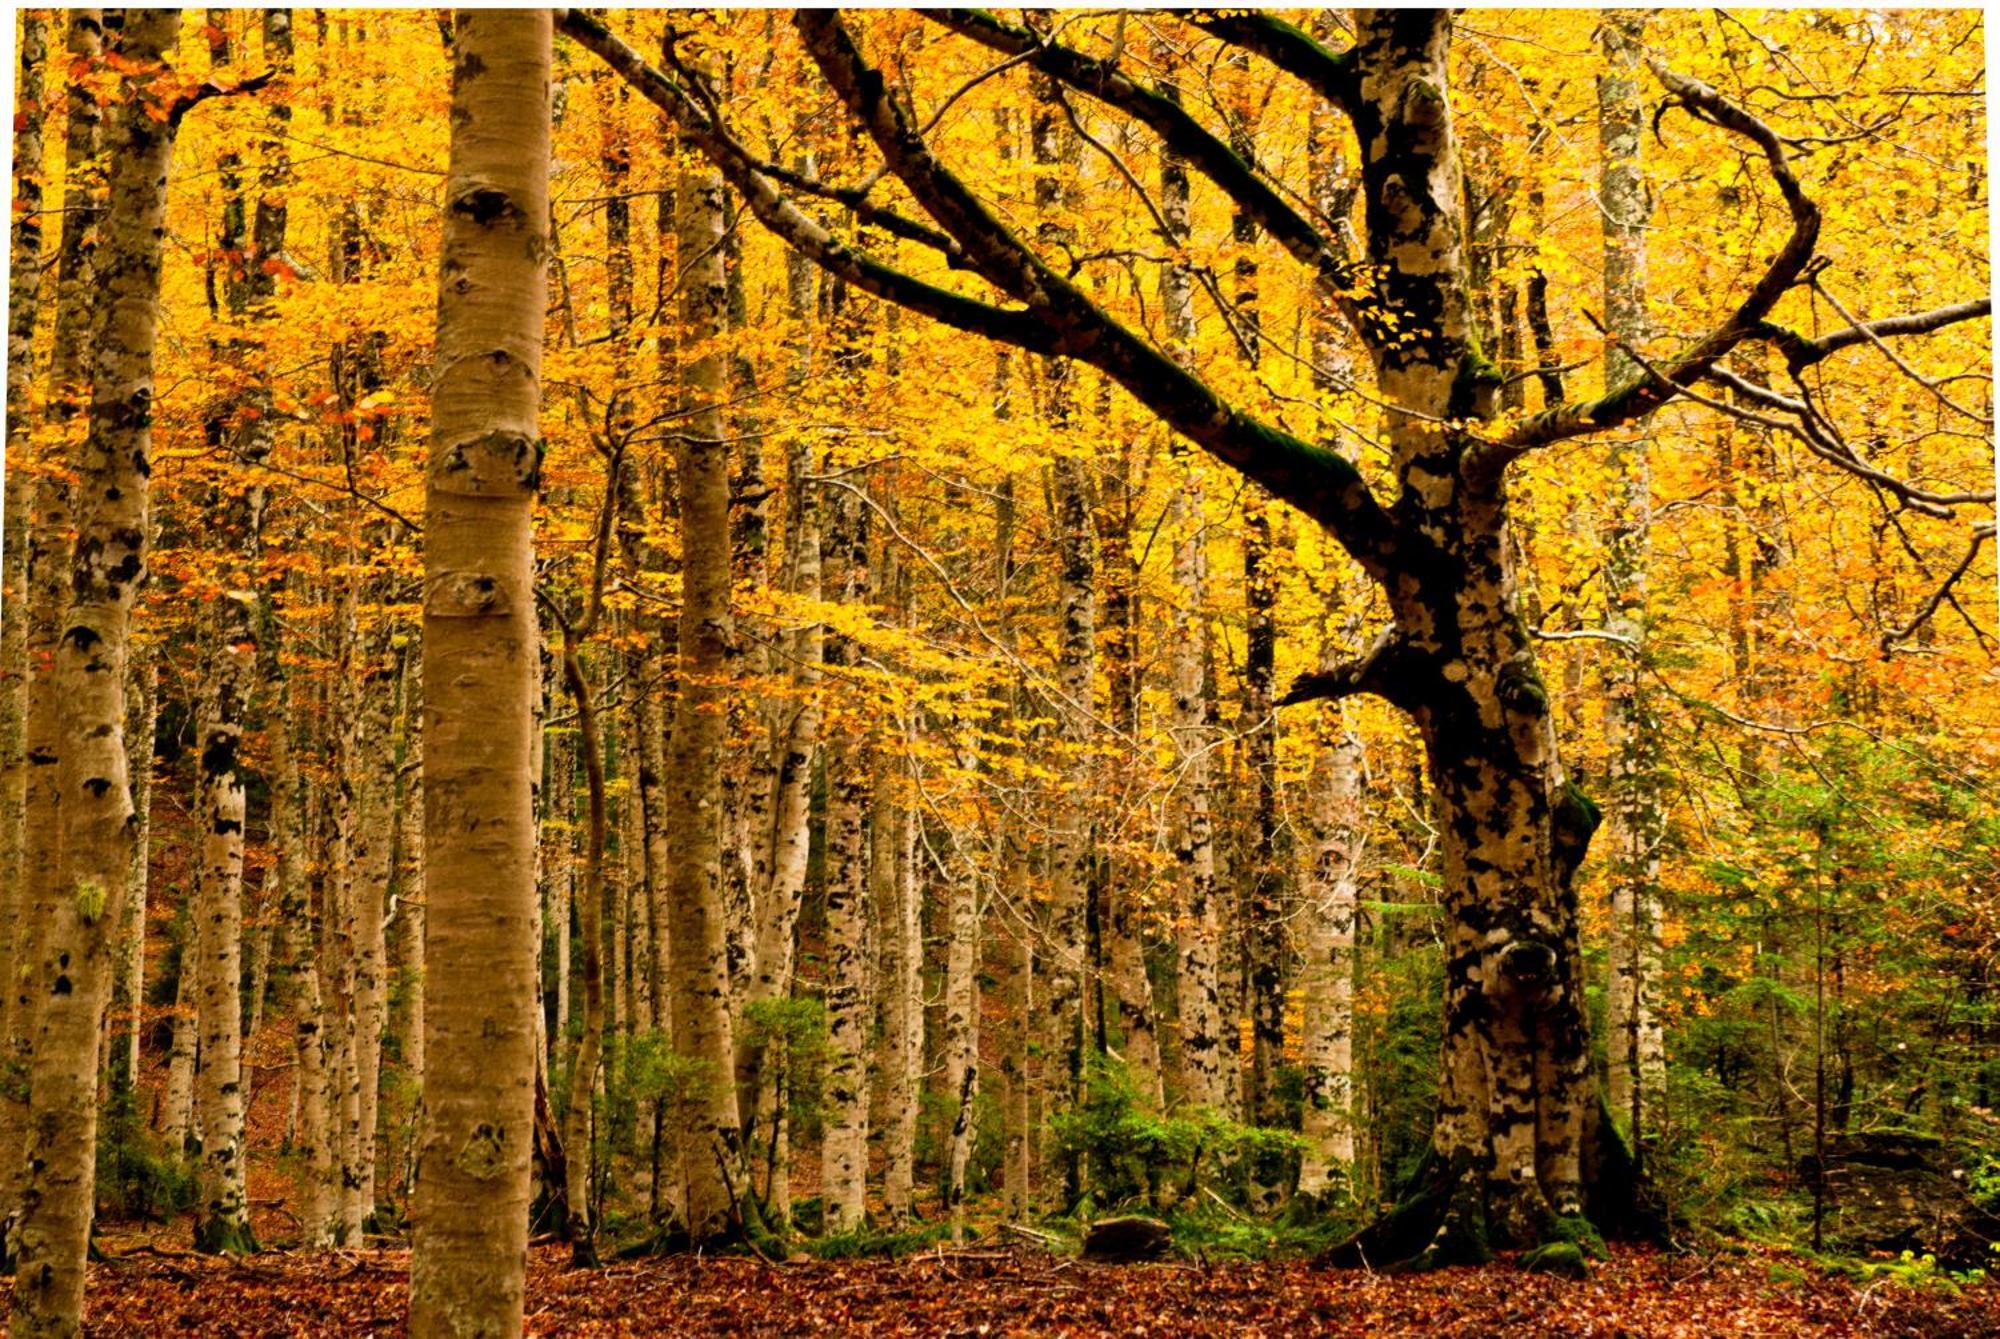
[1597,8,1668,1151]
[661,107,753,1244]
[408,12,550,1337]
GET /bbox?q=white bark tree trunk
[1598,7,1667,1151]
[13,14,182,1330]
[409,13,550,1336]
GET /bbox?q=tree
[559,7,1991,1262]
[408,12,550,1337]
[1596,8,1667,1153]
[660,97,753,1244]
[13,11,188,1333]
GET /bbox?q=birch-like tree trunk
[662,128,752,1243]
[163,961,198,1149]
[1031,78,1092,1209]
[941,744,981,1242]
[1297,84,1366,1201]
[192,593,258,1252]
[13,13,182,1331]
[1095,446,1160,1105]
[0,15,48,1171]
[1598,8,1667,1153]
[819,483,873,1234]
[409,13,549,1336]
[4,8,102,1243]
[344,628,396,1239]
[873,727,921,1226]
[1156,83,1229,1114]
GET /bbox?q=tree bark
[1155,73,1229,1116]
[1598,8,1667,1153]
[662,125,752,1243]
[409,13,550,1337]
[5,8,103,1245]
[0,15,48,1181]
[192,593,258,1253]
[819,485,873,1235]
[13,13,182,1332]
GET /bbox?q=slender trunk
[1296,713,1364,1195]
[743,436,821,1225]
[409,14,550,1336]
[116,653,156,1094]
[192,593,258,1253]
[1298,95,1365,1198]
[662,126,750,1241]
[1096,447,1160,1104]
[1032,78,1091,1209]
[163,960,199,1149]
[557,642,607,1264]
[14,15,183,1331]
[873,731,919,1226]
[820,485,873,1234]
[1156,80,1228,1114]
[1599,9,1666,1152]
[0,17,48,1182]
[942,788,980,1243]
[344,630,396,1239]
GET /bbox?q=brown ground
[47,1241,2000,1337]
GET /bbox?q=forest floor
[49,1237,2000,1337]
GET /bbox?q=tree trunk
[875,730,921,1227]
[13,13,181,1331]
[1296,711,1364,1196]
[1032,78,1091,1210]
[163,960,199,1150]
[941,775,980,1243]
[662,128,751,1244]
[556,638,607,1265]
[1323,12,1621,1264]
[118,654,156,1093]
[1598,8,1667,1154]
[1155,81,1228,1115]
[192,593,258,1253]
[409,13,550,1337]
[0,14,47,1189]
[819,485,873,1235]
[742,435,821,1226]
[1095,447,1160,1105]
[5,8,103,1247]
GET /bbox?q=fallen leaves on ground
[52,1242,2000,1337]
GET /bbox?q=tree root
[1321,1104,1665,1274]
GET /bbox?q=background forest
[0,6,1995,1334]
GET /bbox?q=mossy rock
[1547,1215,1608,1261]
[1521,1239,1588,1279]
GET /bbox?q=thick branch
[918,9,1350,283]
[1187,12,1356,110]
[1491,62,1821,459]
[790,10,1405,580]
[1278,627,1416,708]
[556,10,1059,356]
[1759,296,1993,371]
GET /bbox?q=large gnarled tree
[557,5,1990,1263]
